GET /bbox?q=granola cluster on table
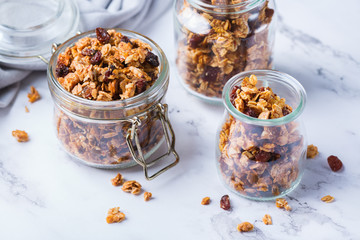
[176,0,274,98]
[218,75,305,198]
[54,28,164,166]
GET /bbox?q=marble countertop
[1,0,359,239]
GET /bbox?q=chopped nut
[121,180,142,195]
[111,173,124,186]
[144,192,152,201]
[321,195,334,203]
[307,144,319,158]
[262,214,272,225]
[201,197,210,205]
[237,222,254,232]
[106,207,125,224]
[25,106,29,113]
[27,86,40,103]
[276,198,291,211]
[12,130,29,142]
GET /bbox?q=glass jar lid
[0,0,79,66]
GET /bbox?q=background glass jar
[174,0,276,103]
[47,29,179,180]
[216,70,307,200]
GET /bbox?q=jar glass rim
[48,28,169,111]
[187,0,265,14]
[222,70,307,126]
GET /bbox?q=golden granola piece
[25,106,29,113]
[321,195,334,203]
[111,173,124,186]
[307,144,319,158]
[276,198,291,211]
[144,192,152,201]
[27,86,40,103]
[122,180,142,195]
[12,130,29,142]
[106,207,125,224]
[201,197,210,205]
[262,214,272,225]
[237,222,254,232]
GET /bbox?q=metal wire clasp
[126,103,179,180]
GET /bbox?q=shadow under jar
[48,29,179,180]
[216,70,307,200]
[174,0,276,103]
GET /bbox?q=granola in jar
[174,0,276,101]
[216,70,307,200]
[48,28,179,173]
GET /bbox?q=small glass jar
[47,29,179,180]
[216,70,307,200]
[174,0,276,103]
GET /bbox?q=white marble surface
[1,0,360,239]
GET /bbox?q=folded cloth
[0,0,172,108]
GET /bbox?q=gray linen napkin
[0,0,172,108]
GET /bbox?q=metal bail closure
[126,103,179,180]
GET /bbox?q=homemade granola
[54,28,164,166]
[218,75,304,198]
[176,0,274,98]
[28,86,40,103]
[144,192,152,201]
[106,207,125,224]
[111,173,124,186]
[321,195,334,203]
[307,144,318,159]
[121,180,142,195]
[262,214,272,225]
[12,130,29,142]
[201,197,211,205]
[237,222,254,232]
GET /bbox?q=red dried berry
[55,63,69,78]
[201,66,219,82]
[230,86,240,105]
[90,51,102,65]
[121,35,131,44]
[188,34,205,48]
[220,195,231,210]
[145,52,159,67]
[255,150,272,162]
[96,27,111,44]
[327,155,343,172]
[103,65,115,82]
[282,106,292,116]
[243,107,260,118]
[136,79,148,94]
[81,48,95,56]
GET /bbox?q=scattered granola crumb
[12,130,29,142]
[121,180,142,195]
[201,197,210,205]
[307,144,319,158]
[111,173,124,186]
[106,207,125,224]
[237,222,254,232]
[28,86,40,103]
[321,195,335,203]
[25,106,29,113]
[262,214,272,225]
[276,198,291,211]
[327,155,343,172]
[144,192,152,201]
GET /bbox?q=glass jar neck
[222,70,307,126]
[187,0,266,14]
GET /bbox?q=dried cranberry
[55,63,69,78]
[254,150,272,162]
[96,27,111,44]
[90,51,102,65]
[327,155,343,172]
[201,66,219,82]
[282,107,292,116]
[121,35,131,44]
[220,195,231,210]
[81,48,95,56]
[188,34,205,48]
[145,52,159,67]
[103,65,115,82]
[230,86,240,105]
[136,79,148,94]
[243,107,260,118]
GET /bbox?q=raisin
[55,63,69,78]
[81,48,95,56]
[145,52,159,67]
[188,34,205,48]
[136,79,148,94]
[103,65,115,82]
[254,150,272,162]
[96,27,111,44]
[220,195,230,210]
[243,107,260,118]
[282,106,292,116]
[230,85,240,104]
[201,66,219,82]
[90,51,102,65]
[327,155,343,172]
[121,35,131,44]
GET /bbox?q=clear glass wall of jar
[174,0,276,103]
[216,70,307,200]
[47,29,179,180]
